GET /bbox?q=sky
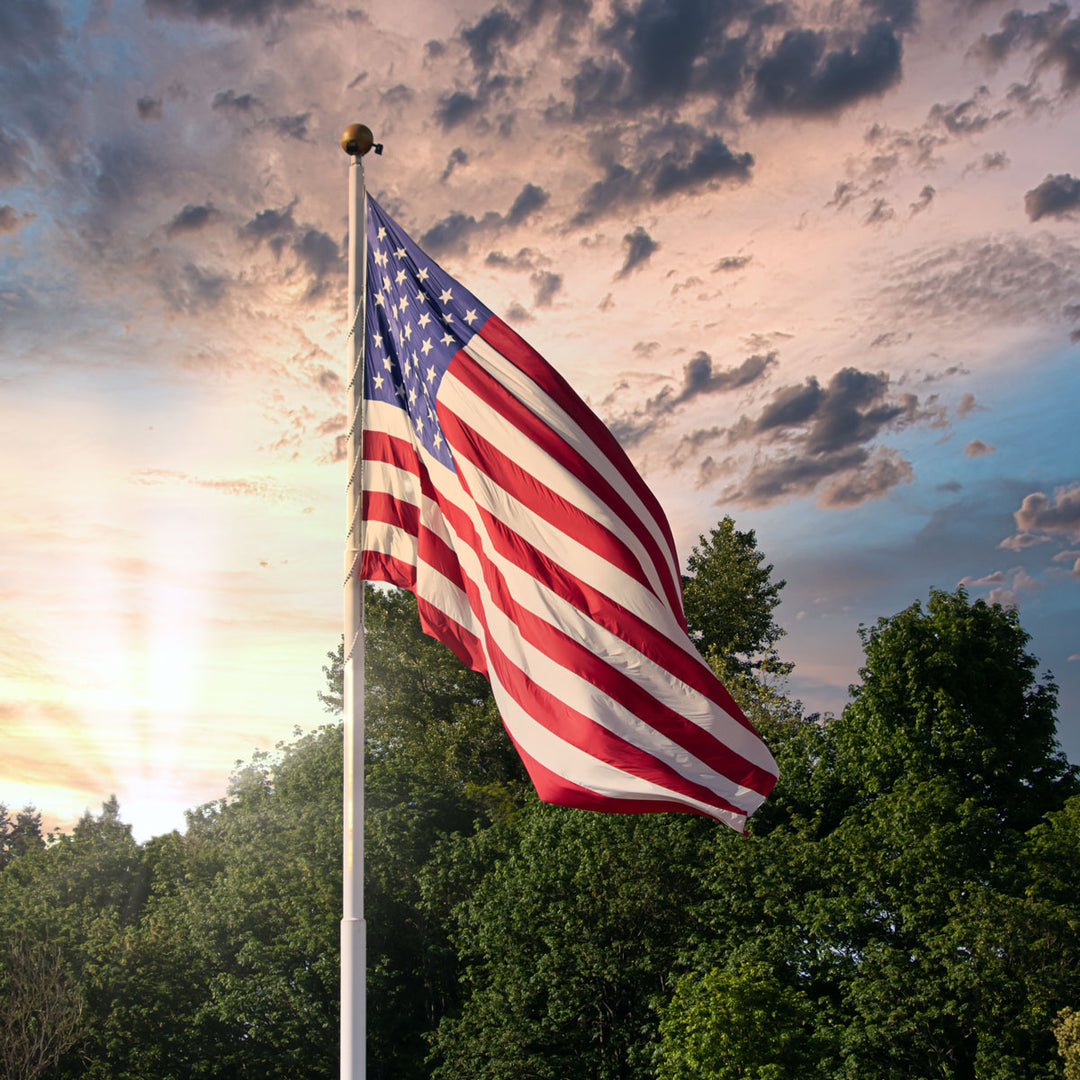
[2,0,1079,841]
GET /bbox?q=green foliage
[656,963,831,1080]
[2,537,1078,1080]
[1054,1008,1080,1080]
[681,516,789,677]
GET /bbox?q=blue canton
[364,197,493,471]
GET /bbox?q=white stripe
[439,363,676,614]
[462,333,682,599]
[364,418,777,783]
[495,689,751,828]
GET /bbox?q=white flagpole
[340,122,376,1080]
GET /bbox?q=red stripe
[438,402,657,599]
[449,352,683,618]
[443,495,776,796]
[478,315,685,626]
[509,736,744,822]
[362,551,488,676]
[422,478,774,804]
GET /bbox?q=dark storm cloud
[817,447,913,507]
[145,0,309,26]
[238,202,341,295]
[165,203,218,237]
[267,113,310,140]
[1025,173,1080,220]
[420,210,502,255]
[239,203,297,255]
[441,148,468,182]
[92,140,157,206]
[909,185,934,214]
[652,136,754,197]
[462,6,522,71]
[608,351,775,447]
[505,182,548,224]
[212,89,262,113]
[573,127,753,224]
[136,96,163,120]
[710,366,924,507]
[748,22,903,117]
[435,90,486,129]
[617,226,658,277]
[420,184,550,254]
[927,92,1010,135]
[531,270,562,306]
[159,262,228,313]
[972,3,1080,93]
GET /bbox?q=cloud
[136,96,163,120]
[817,446,914,507]
[617,226,658,277]
[505,182,548,224]
[440,147,468,182]
[1013,484,1080,540]
[211,89,262,113]
[145,0,309,26]
[971,3,1080,93]
[531,270,562,307]
[129,468,289,500]
[909,185,934,215]
[880,234,1080,326]
[237,201,341,296]
[0,127,28,184]
[608,351,776,446]
[165,203,218,237]
[0,205,34,234]
[964,438,995,457]
[1025,173,1080,221]
[748,22,903,117]
[419,183,550,254]
[572,128,753,224]
[266,112,310,140]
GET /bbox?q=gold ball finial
[341,123,374,157]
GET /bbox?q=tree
[0,805,45,870]
[829,588,1076,831]
[681,516,789,677]
[656,963,832,1080]
[0,940,85,1080]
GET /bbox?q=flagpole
[341,122,376,1080]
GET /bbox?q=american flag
[358,196,778,831]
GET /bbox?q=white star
[442,311,454,324]
[417,267,430,282]
[373,373,385,390]
[395,268,408,285]
[374,249,388,268]
[464,309,478,325]
[418,312,431,328]
[373,290,385,306]
[403,323,412,340]
[441,332,455,346]
[421,338,433,356]
[377,226,387,241]
[382,356,392,372]
[397,295,409,313]
[433,431,443,448]
[394,246,406,259]
[426,364,436,382]
[408,386,417,404]
[373,333,383,349]
[439,288,453,304]
[416,417,424,435]
[415,289,425,304]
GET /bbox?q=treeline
[3,519,1080,1080]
